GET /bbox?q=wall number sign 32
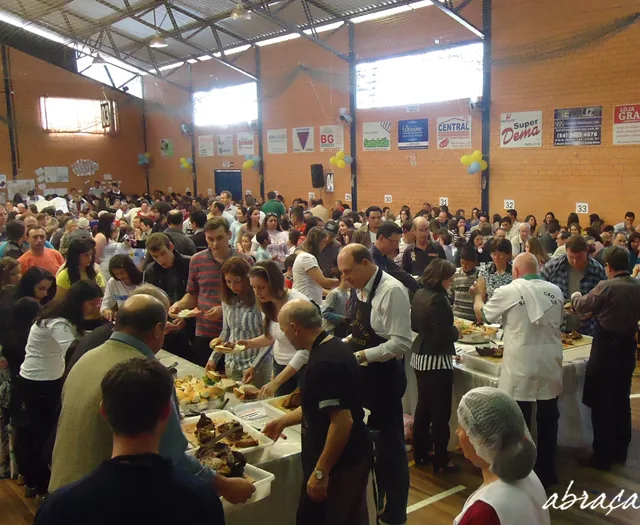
[576,202,589,214]
[504,199,515,210]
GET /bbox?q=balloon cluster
[460,150,488,175]
[180,157,194,170]
[137,152,151,166]
[329,150,353,169]
[242,155,261,170]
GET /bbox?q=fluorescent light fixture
[350,1,432,23]
[157,61,184,72]
[197,55,213,61]
[149,33,168,48]
[187,58,198,64]
[212,44,251,57]
[230,3,251,20]
[256,33,299,46]
[302,21,344,35]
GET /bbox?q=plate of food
[210,340,247,354]
[175,308,200,319]
[174,374,225,413]
[181,411,273,462]
[234,384,260,401]
[267,388,302,414]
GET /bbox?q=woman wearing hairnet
[454,387,551,525]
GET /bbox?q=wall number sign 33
[576,202,589,214]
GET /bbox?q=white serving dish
[184,451,275,513]
[459,346,502,377]
[181,410,273,463]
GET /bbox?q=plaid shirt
[541,255,606,335]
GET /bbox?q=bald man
[338,243,411,525]
[264,300,371,525]
[50,294,255,503]
[402,216,446,277]
[471,252,564,489]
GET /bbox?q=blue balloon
[344,155,353,164]
[469,161,481,173]
[138,159,145,166]
[252,155,261,163]
[187,158,193,165]
[467,165,477,175]
[244,154,252,161]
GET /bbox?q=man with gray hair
[510,221,531,256]
[263,299,371,525]
[471,252,563,488]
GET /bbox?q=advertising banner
[500,111,543,148]
[437,116,472,149]
[363,121,391,151]
[553,106,602,146]
[398,119,429,150]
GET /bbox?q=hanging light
[92,54,107,65]
[231,2,251,20]
[150,33,168,48]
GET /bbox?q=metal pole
[480,0,492,212]
[141,78,150,195]
[348,23,357,211]
[256,47,265,199]
[1,45,18,180]
[188,63,198,195]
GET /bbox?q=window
[193,82,258,127]
[356,42,483,109]
[40,97,117,134]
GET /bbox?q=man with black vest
[338,244,412,525]
[371,221,419,296]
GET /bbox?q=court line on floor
[407,485,467,514]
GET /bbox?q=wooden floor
[3,374,640,524]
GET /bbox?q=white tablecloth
[402,344,594,449]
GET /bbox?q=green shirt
[261,199,286,218]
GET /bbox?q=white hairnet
[457,387,536,481]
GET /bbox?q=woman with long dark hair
[0,257,21,288]
[94,213,123,281]
[18,280,103,498]
[337,217,355,246]
[292,227,339,307]
[100,254,143,321]
[537,211,556,237]
[524,215,538,237]
[16,267,56,305]
[411,259,460,473]
[237,206,262,250]
[239,261,311,397]
[55,238,105,300]
[253,213,288,266]
[205,257,272,387]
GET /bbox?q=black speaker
[311,164,325,188]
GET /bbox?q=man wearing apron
[571,246,640,470]
[338,244,412,525]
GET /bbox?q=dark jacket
[164,227,196,256]
[190,230,207,253]
[411,284,459,356]
[143,251,191,304]
[4,240,25,260]
[371,245,419,295]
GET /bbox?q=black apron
[583,320,636,408]
[349,270,405,408]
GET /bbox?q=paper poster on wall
[398,119,429,150]
[319,125,343,153]
[363,122,391,151]
[103,173,112,181]
[35,168,45,178]
[292,127,315,152]
[56,166,69,182]
[38,183,47,190]
[198,135,214,157]
[237,132,255,156]
[613,104,640,145]
[44,167,58,183]
[437,116,472,149]
[160,139,174,157]
[267,129,287,154]
[0,174,6,191]
[554,106,602,146]
[325,172,334,193]
[500,111,542,148]
[217,134,234,156]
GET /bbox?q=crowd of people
[0,181,639,525]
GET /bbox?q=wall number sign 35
[576,202,589,214]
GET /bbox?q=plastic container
[181,410,273,463]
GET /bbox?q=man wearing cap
[318,221,342,278]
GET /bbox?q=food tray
[459,347,502,377]
[267,394,298,414]
[181,410,273,463]
[184,452,275,513]
[561,334,593,351]
[264,397,371,427]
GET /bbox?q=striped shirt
[211,299,272,371]
[452,267,479,321]
[410,353,453,371]
[186,248,251,338]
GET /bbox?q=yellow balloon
[471,150,483,163]
[329,156,338,165]
[144,152,151,158]
[336,151,345,160]
[242,160,254,169]
[180,157,187,163]
[480,160,488,171]
[460,155,472,166]
[337,159,346,169]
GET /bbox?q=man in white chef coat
[471,252,563,489]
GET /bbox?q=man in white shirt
[510,222,531,256]
[363,206,382,245]
[219,190,237,219]
[614,211,635,234]
[207,200,235,229]
[26,190,45,207]
[310,198,329,222]
[508,209,522,240]
[338,244,411,525]
[472,252,563,489]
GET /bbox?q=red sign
[614,104,640,124]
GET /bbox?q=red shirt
[18,248,65,276]
[458,500,500,525]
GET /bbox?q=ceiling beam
[22,0,77,22]
[74,0,162,38]
[431,0,484,39]
[252,10,348,61]
[167,4,255,46]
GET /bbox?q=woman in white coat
[454,387,551,525]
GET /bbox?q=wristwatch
[314,469,324,481]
